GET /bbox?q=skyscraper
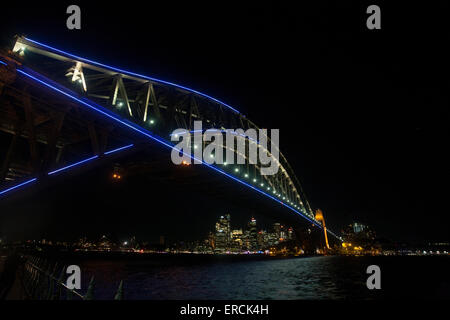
[248,217,258,251]
[280,225,287,241]
[231,229,243,250]
[273,223,281,239]
[214,214,231,253]
[287,227,295,241]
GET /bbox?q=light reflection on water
[76,255,449,300]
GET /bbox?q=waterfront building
[204,214,295,253]
[287,227,294,241]
[215,214,231,253]
[257,230,266,248]
[273,223,281,239]
[280,225,287,241]
[97,235,113,251]
[231,229,243,250]
[342,222,376,243]
[248,217,258,251]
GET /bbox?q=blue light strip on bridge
[15,68,340,239]
[0,178,37,196]
[0,60,7,66]
[104,144,134,155]
[0,144,134,197]
[24,38,242,115]
[48,144,134,175]
[48,155,99,175]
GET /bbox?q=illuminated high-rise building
[342,222,376,244]
[257,231,266,248]
[231,229,243,249]
[353,223,366,234]
[280,225,287,241]
[248,217,258,251]
[273,223,281,239]
[287,227,295,240]
[215,214,231,252]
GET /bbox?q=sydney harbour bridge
[0,36,340,245]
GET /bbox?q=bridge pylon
[315,209,330,250]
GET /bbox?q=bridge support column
[315,209,330,250]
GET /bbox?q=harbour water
[69,255,450,299]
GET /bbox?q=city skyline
[3,215,449,257]
[0,213,296,246]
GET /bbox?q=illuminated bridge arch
[0,36,340,240]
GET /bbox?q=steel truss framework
[0,36,340,239]
[0,59,137,185]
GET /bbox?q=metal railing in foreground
[20,256,124,300]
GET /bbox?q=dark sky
[0,1,449,243]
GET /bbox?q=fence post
[46,263,58,300]
[31,264,39,299]
[84,276,95,300]
[114,280,124,300]
[55,266,66,300]
[37,259,48,300]
[43,263,52,300]
[23,261,31,292]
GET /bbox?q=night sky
[0,1,449,243]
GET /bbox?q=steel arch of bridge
[0,36,340,240]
